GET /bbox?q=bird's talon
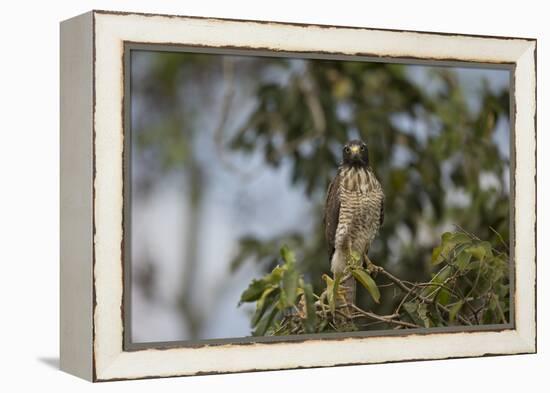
[365,258,381,276]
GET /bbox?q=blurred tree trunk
[178,155,204,340]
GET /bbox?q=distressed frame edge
[92,8,537,42]
[90,11,537,381]
[59,11,95,381]
[511,40,537,354]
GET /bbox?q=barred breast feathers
[340,166,383,194]
[330,166,384,273]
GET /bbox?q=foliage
[238,245,318,335]
[239,230,509,335]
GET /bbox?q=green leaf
[303,283,317,333]
[351,268,380,304]
[282,268,299,307]
[465,244,487,261]
[455,250,472,272]
[469,260,481,271]
[431,246,443,265]
[403,302,423,326]
[437,288,451,305]
[432,231,473,265]
[449,232,472,244]
[420,265,452,298]
[239,279,269,304]
[253,306,279,336]
[239,265,285,305]
[449,300,464,323]
[349,251,361,266]
[480,241,494,258]
[417,303,430,328]
[332,273,342,312]
[317,318,329,332]
[322,274,336,313]
[441,232,453,242]
[251,287,278,326]
[280,245,296,266]
[433,265,452,283]
[265,266,285,284]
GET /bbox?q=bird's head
[342,140,369,167]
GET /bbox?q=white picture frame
[60,10,536,381]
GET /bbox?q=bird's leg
[345,242,361,268]
[364,248,381,277]
[336,241,355,315]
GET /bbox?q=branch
[374,265,473,326]
[213,58,257,179]
[349,304,420,328]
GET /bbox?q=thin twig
[375,266,472,326]
[489,226,510,252]
[349,304,420,328]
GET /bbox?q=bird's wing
[379,198,385,227]
[324,171,341,260]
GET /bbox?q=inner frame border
[122,42,517,351]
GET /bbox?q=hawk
[324,140,384,275]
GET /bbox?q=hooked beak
[350,145,360,155]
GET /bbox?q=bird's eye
[344,147,350,153]
[360,145,365,151]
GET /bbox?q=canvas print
[127,49,511,344]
